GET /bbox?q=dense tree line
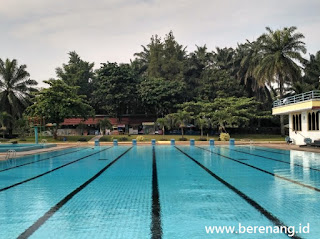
[1,26,320,137]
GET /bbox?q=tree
[195,116,209,137]
[93,63,138,117]
[138,77,185,116]
[235,41,273,127]
[198,68,246,100]
[165,114,177,132]
[98,118,112,135]
[184,45,213,101]
[56,51,95,100]
[177,102,211,136]
[213,47,236,71]
[236,40,270,100]
[14,116,30,139]
[134,34,163,78]
[77,122,87,135]
[179,98,269,133]
[0,58,38,135]
[255,26,306,135]
[26,79,94,139]
[134,31,187,82]
[289,51,320,94]
[0,112,12,138]
[208,97,268,133]
[161,31,187,81]
[176,101,206,116]
[302,51,320,90]
[166,110,191,138]
[156,117,168,135]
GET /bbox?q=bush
[57,136,68,141]
[136,136,145,141]
[100,136,113,142]
[11,141,18,144]
[159,138,170,141]
[77,137,88,142]
[219,133,230,141]
[119,137,128,141]
[179,137,188,141]
[198,137,207,141]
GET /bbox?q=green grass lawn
[13,135,96,143]
[3,134,284,143]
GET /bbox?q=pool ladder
[5,149,17,167]
[5,149,16,160]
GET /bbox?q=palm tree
[98,118,112,135]
[184,45,213,101]
[77,122,87,135]
[156,117,167,135]
[237,41,266,97]
[0,58,38,135]
[0,112,12,138]
[172,110,191,138]
[303,51,320,90]
[164,114,177,132]
[133,45,150,75]
[236,41,273,127]
[195,116,208,137]
[14,116,29,139]
[213,47,236,71]
[193,45,213,69]
[209,110,230,133]
[254,26,306,135]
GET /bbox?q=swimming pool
[0,143,56,152]
[0,145,319,238]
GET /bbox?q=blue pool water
[0,145,319,238]
[0,143,56,152]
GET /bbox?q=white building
[272,91,320,145]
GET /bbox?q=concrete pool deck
[1,141,319,161]
[0,144,77,161]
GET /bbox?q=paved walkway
[88,135,103,142]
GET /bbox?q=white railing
[273,90,320,107]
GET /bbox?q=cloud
[0,0,319,86]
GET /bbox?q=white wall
[289,111,320,145]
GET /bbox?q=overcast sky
[1,0,319,87]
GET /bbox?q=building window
[308,113,311,130]
[292,113,301,131]
[292,115,296,131]
[308,111,319,131]
[299,114,302,131]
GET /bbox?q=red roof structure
[61,118,100,126]
[61,116,156,126]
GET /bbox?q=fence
[273,90,320,107]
